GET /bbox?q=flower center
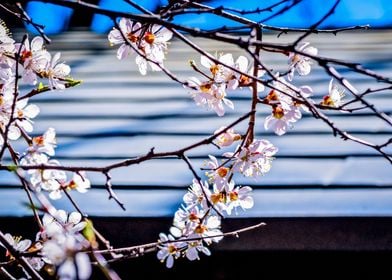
[217,167,229,178]
[239,74,250,86]
[127,33,139,43]
[272,106,284,119]
[200,82,212,93]
[21,50,32,62]
[321,96,335,107]
[266,90,279,102]
[194,224,207,234]
[68,180,77,190]
[144,32,155,44]
[210,64,220,76]
[210,192,225,204]
[33,135,45,146]
[229,191,238,201]
[188,212,199,222]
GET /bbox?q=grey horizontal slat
[2,188,392,218]
[1,157,391,187]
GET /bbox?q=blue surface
[24,0,392,35]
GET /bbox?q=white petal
[166,255,174,268]
[8,125,21,140]
[219,53,234,66]
[23,104,40,118]
[68,212,82,224]
[54,63,71,77]
[135,56,147,75]
[236,55,248,72]
[156,27,173,41]
[186,247,198,261]
[117,44,131,60]
[240,196,254,209]
[58,259,76,280]
[200,55,213,69]
[31,36,44,52]
[108,29,124,45]
[56,210,68,224]
[223,98,234,110]
[75,253,92,280]
[157,249,168,261]
[16,239,31,252]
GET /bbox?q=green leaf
[6,165,17,172]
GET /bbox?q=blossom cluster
[0,23,72,148]
[0,20,94,279]
[157,128,278,268]
[108,17,173,75]
[20,127,91,199]
[0,209,91,279]
[187,53,265,117]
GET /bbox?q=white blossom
[225,139,278,178]
[41,52,71,90]
[234,55,265,92]
[157,233,185,268]
[187,77,234,116]
[321,79,345,107]
[288,42,318,81]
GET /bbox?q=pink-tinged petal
[298,42,310,51]
[51,52,61,68]
[227,79,238,90]
[264,115,275,130]
[300,85,313,95]
[75,253,92,280]
[42,213,54,226]
[118,18,130,33]
[54,63,71,77]
[31,36,44,52]
[72,222,87,233]
[16,239,32,252]
[133,22,142,35]
[223,98,234,110]
[23,69,37,85]
[108,29,124,45]
[116,44,131,60]
[238,186,253,196]
[296,60,311,76]
[4,234,14,246]
[214,102,225,117]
